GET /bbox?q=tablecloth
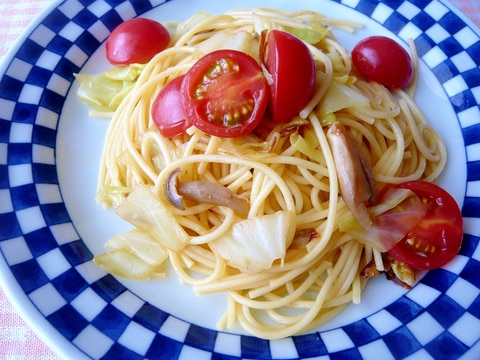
[0,0,479,359]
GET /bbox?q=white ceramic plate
[1,0,479,359]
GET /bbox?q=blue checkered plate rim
[0,0,480,359]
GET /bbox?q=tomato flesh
[352,36,413,89]
[106,18,170,65]
[264,30,316,123]
[181,49,268,138]
[385,181,463,270]
[152,75,189,138]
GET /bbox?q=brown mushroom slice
[327,121,376,229]
[165,168,185,210]
[165,168,249,214]
[178,181,249,214]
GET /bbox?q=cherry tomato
[181,49,268,138]
[106,18,170,65]
[264,30,316,123]
[385,181,463,270]
[352,36,413,89]
[151,75,189,138]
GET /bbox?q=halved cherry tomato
[152,75,189,138]
[106,18,170,65]
[352,36,413,89]
[263,30,316,123]
[181,49,268,138]
[384,181,463,270]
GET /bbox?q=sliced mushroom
[327,121,376,229]
[165,168,185,210]
[165,168,249,214]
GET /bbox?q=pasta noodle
[93,8,446,339]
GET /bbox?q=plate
[1,0,479,359]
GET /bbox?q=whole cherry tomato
[106,18,170,65]
[352,36,414,89]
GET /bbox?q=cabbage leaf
[75,64,144,112]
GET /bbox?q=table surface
[0,0,479,359]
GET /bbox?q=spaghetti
[91,8,446,339]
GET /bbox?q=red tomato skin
[265,30,316,123]
[352,36,414,89]
[152,75,189,138]
[181,49,269,138]
[386,181,463,270]
[106,18,170,65]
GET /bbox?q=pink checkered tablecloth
[0,0,479,359]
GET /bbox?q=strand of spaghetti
[189,208,236,245]
[172,204,233,239]
[267,155,329,177]
[372,118,406,178]
[174,15,237,47]
[373,248,385,271]
[397,90,445,164]
[300,47,333,118]
[323,291,359,308]
[298,112,339,257]
[310,187,326,211]
[423,132,446,182]
[235,265,337,339]
[247,168,267,213]
[121,110,157,184]
[296,166,330,191]
[197,136,222,175]
[174,213,210,235]
[375,156,426,184]
[96,118,122,190]
[228,261,331,312]
[302,304,353,333]
[248,259,332,299]
[299,9,362,31]
[324,37,352,73]
[295,207,330,228]
[182,244,217,268]
[136,46,196,81]
[249,172,278,216]
[352,270,363,304]
[330,240,363,296]
[180,128,202,157]
[217,294,237,331]
[272,178,290,211]
[220,167,253,191]
[407,38,419,99]
[169,249,227,286]
[399,99,440,163]
[337,116,384,158]
[284,176,304,213]
[228,8,311,30]
[194,270,283,295]
[141,130,175,169]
